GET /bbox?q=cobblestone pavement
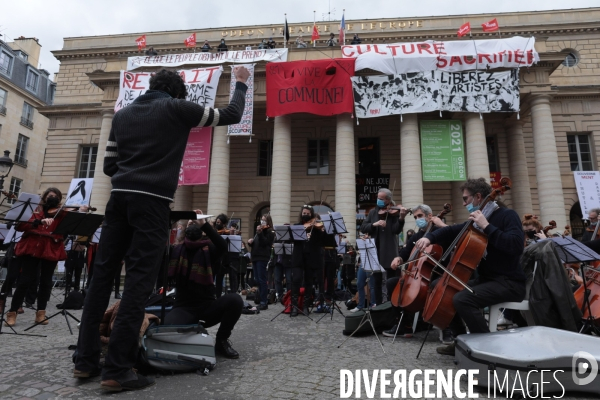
[0,290,597,399]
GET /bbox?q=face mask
[376,199,385,208]
[525,230,536,239]
[465,202,479,213]
[261,220,266,226]
[415,218,428,229]
[301,215,311,222]
[46,197,59,207]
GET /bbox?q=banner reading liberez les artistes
[115,67,223,112]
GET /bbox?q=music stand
[24,211,104,334]
[322,212,348,235]
[2,193,40,223]
[315,233,345,323]
[551,236,600,335]
[338,238,386,353]
[222,235,242,293]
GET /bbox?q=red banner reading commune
[266,59,355,117]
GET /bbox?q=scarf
[168,238,213,285]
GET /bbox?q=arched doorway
[570,202,584,240]
[310,202,333,218]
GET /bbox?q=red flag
[311,23,320,43]
[184,33,196,48]
[135,35,146,51]
[457,22,471,37]
[482,18,499,32]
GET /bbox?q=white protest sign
[574,171,600,219]
[64,178,93,207]
[115,67,223,112]
[227,64,255,138]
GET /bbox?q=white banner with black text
[227,64,255,140]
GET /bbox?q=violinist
[415,178,526,356]
[581,208,600,242]
[213,214,236,298]
[360,188,407,305]
[522,214,546,247]
[4,188,87,327]
[290,205,325,316]
[383,204,447,338]
[247,214,275,310]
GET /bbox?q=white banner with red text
[127,49,288,70]
[228,64,255,139]
[342,36,538,74]
[352,69,519,118]
[114,67,223,112]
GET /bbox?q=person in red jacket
[4,188,81,326]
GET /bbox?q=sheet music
[222,235,242,253]
[273,243,293,255]
[551,236,600,263]
[291,225,308,241]
[0,224,9,242]
[57,261,65,273]
[91,227,102,244]
[337,239,347,255]
[5,193,41,222]
[274,225,292,242]
[356,238,384,272]
[5,226,23,243]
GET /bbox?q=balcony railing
[14,155,28,168]
[0,105,6,115]
[20,117,33,129]
[26,83,38,92]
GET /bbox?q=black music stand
[222,235,242,293]
[316,233,345,323]
[551,236,600,335]
[24,211,104,334]
[338,238,386,353]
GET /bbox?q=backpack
[56,290,84,310]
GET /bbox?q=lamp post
[0,150,15,191]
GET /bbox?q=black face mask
[45,197,59,208]
[301,215,311,222]
[525,230,536,239]
[185,225,203,241]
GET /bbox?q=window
[15,134,29,167]
[15,51,28,61]
[0,87,6,115]
[78,146,98,178]
[358,138,381,175]
[567,134,593,171]
[562,50,579,68]
[21,102,34,129]
[308,139,329,175]
[7,177,22,205]
[26,69,39,92]
[0,50,13,75]
[48,84,55,104]
[258,140,273,176]
[486,136,500,172]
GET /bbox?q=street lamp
[0,150,14,191]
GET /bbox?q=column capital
[100,109,115,118]
[529,93,553,108]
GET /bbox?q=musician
[360,188,407,305]
[522,214,546,246]
[214,214,235,298]
[383,204,447,338]
[5,188,73,327]
[247,214,275,310]
[415,178,526,356]
[582,208,600,242]
[290,205,325,316]
[165,215,243,359]
[74,67,249,390]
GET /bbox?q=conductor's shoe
[114,293,122,300]
[101,370,155,392]
[215,338,240,359]
[73,367,101,379]
[436,342,456,356]
[4,311,16,326]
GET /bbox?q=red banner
[184,33,196,48]
[482,18,499,32]
[457,22,471,37]
[490,171,502,189]
[266,59,355,117]
[135,35,146,51]
[179,127,212,185]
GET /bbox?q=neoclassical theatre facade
[39,8,600,243]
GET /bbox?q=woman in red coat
[5,188,69,326]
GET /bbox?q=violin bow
[382,180,397,232]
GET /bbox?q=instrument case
[455,326,600,396]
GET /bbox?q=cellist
[415,178,526,356]
[382,204,447,339]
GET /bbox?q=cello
[399,203,452,312]
[422,177,512,329]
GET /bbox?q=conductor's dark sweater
[104,82,248,201]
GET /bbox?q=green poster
[420,120,466,181]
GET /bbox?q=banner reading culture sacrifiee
[114,67,223,112]
[228,64,255,138]
[420,120,466,182]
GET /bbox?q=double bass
[399,203,452,312]
[422,177,512,329]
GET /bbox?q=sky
[2,0,598,80]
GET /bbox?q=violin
[422,177,512,329]
[573,266,600,327]
[378,205,410,220]
[303,218,324,230]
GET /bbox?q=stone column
[505,118,533,217]
[206,126,230,215]
[89,110,114,214]
[173,186,193,211]
[270,115,292,225]
[336,114,356,243]
[400,114,423,210]
[464,113,490,182]
[530,94,567,228]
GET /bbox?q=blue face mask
[415,218,428,229]
[376,199,385,208]
[466,202,480,213]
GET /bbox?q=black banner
[356,174,390,204]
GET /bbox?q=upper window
[8,177,22,205]
[15,134,29,167]
[0,50,13,76]
[0,87,7,115]
[567,134,593,171]
[26,69,40,93]
[486,136,500,172]
[308,139,329,175]
[78,146,98,178]
[21,102,34,129]
[258,140,273,176]
[15,51,28,62]
[561,50,579,68]
[358,138,380,175]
